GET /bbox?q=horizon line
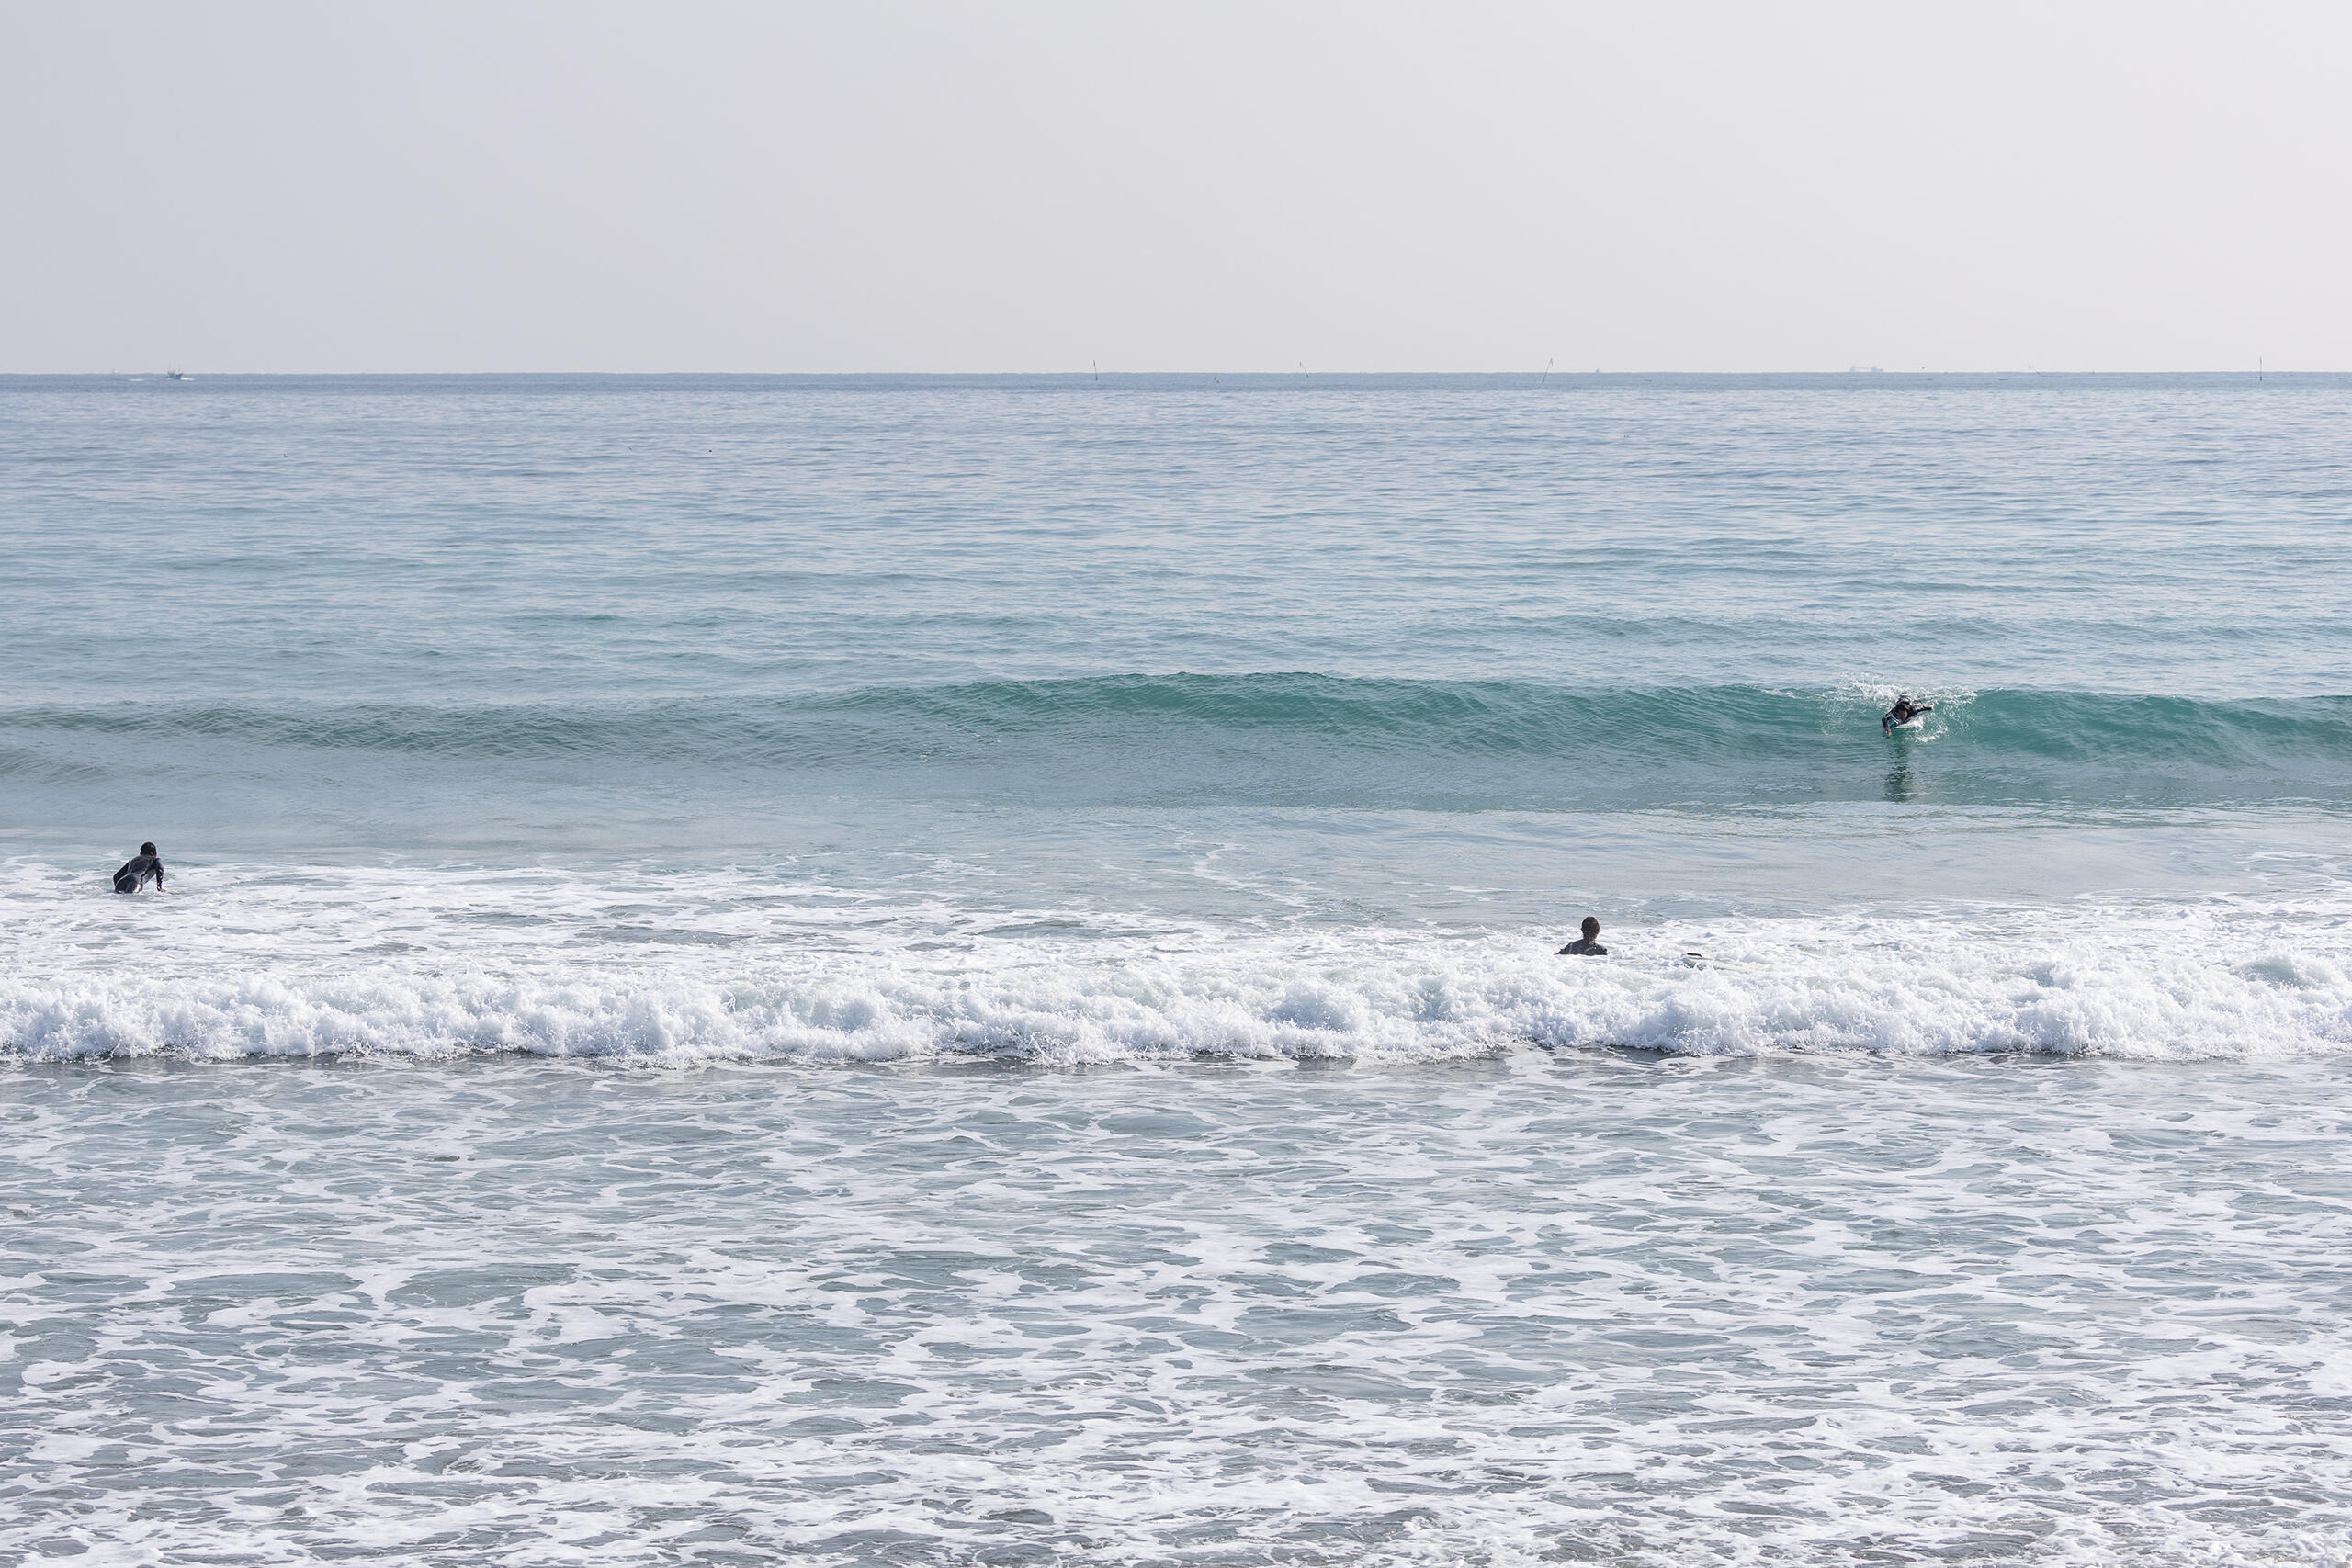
[1,367,2331,380]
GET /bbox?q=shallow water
[6,1055,2350,1566]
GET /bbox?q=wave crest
[8,917,2347,1066]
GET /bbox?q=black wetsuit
[112,852,164,894]
[1557,937,1609,956]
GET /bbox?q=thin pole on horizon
[1092,360,1099,383]
[1543,358,1553,386]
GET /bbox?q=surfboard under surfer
[1883,695,1933,733]
[112,841,166,894]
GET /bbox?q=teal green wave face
[4,681,2346,822]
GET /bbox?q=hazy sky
[6,1,2346,372]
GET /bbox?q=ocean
[4,373,2349,1564]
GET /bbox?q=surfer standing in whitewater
[111,841,166,894]
[1883,694,1933,733]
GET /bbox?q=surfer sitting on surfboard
[1883,695,1933,733]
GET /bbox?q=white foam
[6,1041,2352,1566]
[6,860,2350,1066]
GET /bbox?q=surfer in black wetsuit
[112,842,166,894]
[1557,916,1608,956]
[1883,695,1933,733]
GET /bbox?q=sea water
[3,374,2349,1563]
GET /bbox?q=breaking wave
[7,904,2348,1066]
[4,678,2348,809]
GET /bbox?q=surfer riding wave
[1883,694,1934,734]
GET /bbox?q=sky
[5,1,2346,373]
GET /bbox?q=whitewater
[8,858,2352,1065]
[4,373,2350,1565]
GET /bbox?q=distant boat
[164,367,189,381]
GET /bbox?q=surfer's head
[1580,916,1600,940]
[140,841,156,856]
